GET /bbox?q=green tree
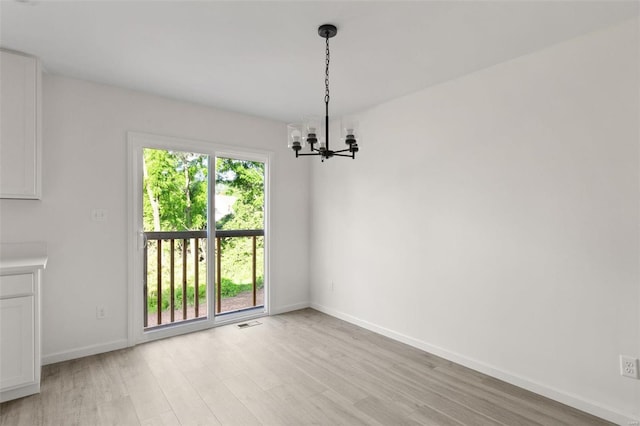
[143,149,208,231]
[215,158,264,230]
[215,158,265,284]
[143,152,265,315]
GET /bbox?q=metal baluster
[143,238,148,328]
[170,239,175,323]
[157,240,162,325]
[252,236,257,306]
[194,237,199,318]
[216,237,222,314]
[182,239,187,320]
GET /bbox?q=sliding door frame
[127,131,271,346]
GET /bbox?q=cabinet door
[0,296,35,389]
[0,50,41,199]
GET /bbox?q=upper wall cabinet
[0,49,42,199]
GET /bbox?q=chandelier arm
[332,148,353,154]
[332,153,355,158]
[296,152,322,157]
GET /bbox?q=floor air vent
[236,320,262,329]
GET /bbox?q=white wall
[0,75,310,361]
[310,18,639,423]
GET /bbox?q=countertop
[0,242,48,273]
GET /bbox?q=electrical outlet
[91,209,108,222]
[620,355,639,379]
[96,306,107,319]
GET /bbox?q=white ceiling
[1,1,638,123]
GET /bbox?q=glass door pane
[214,157,265,315]
[142,148,209,329]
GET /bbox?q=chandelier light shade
[288,24,359,161]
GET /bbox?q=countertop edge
[0,242,48,273]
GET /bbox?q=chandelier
[288,24,359,161]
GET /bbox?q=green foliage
[215,158,264,230]
[214,158,265,284]
[146,282,207,313]
[143,149,208,231]
[146,277,264,314]
[219,277,265,298]
[143,151,266,315]
[217,236,264,285]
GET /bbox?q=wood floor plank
[307,389,379,426]
[354,395,423,426]
[426,363,577,425]
[139,410,180,426]
[384,362,543,425]
[127,386,172,424]
[409,404,466,426]
[0,308,615,426]
[223,373,300,425]
[276,342,371,403]
[184,368,262,426]
[144,344,221,425]
[96,396,140,426]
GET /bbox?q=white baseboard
[42,339,129,366]
[0,382,39,403]
[310,302,638,426]
[270,301,310,315]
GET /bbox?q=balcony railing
[143,229,264,329]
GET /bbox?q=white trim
[42,339,128,366]
[0,382,39,403]
[263,155,271,317]
[214,147,272,321]
[270,302,310,315]
[310,303,639,426]
[127,131,272,345]
[136,319,217,344]
[127,131,272,159]
[126,135,138,347]
[34,53,42,199]
[214,309,267,327]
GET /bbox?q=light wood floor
[0,308,613,425]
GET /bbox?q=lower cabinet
[0,272,40,402]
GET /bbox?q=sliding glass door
[128,133,269,343]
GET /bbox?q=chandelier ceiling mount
[318,24,337,39]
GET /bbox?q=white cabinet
[0,244,46,403]
[1,290,35,390]
[0,49,42,199]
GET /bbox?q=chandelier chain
[324,35,330,105]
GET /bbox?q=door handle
[138,232,147,250]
